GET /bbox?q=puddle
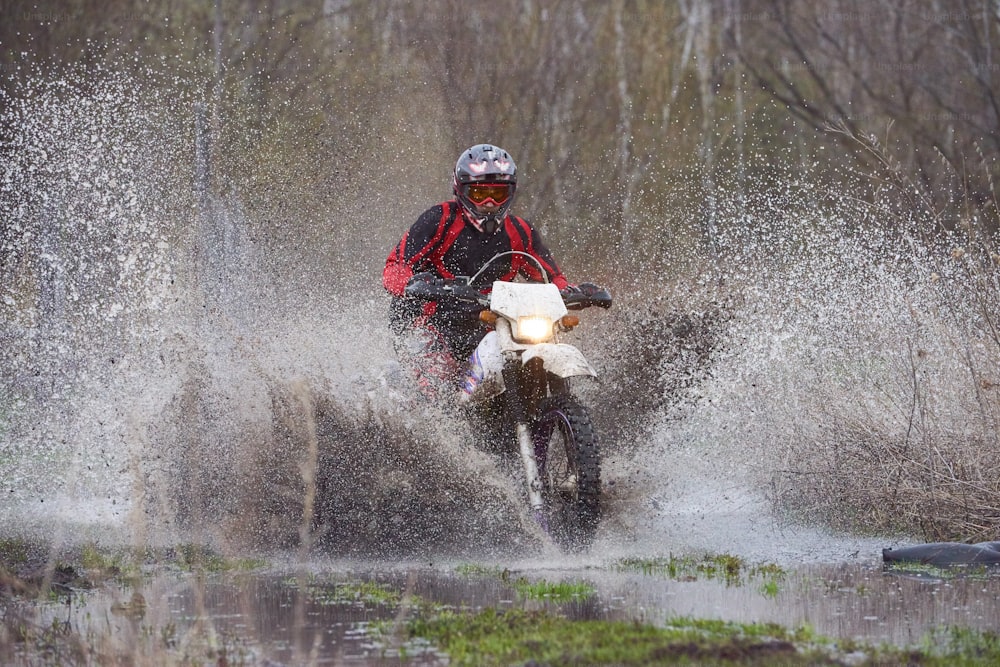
[13,560,1000,664]
[593,562,1000,647]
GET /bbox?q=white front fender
[521,343,596,378]
[460,334,596,404]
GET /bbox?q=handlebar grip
[563,285,613,310]
[588,288,613,309]
[447,283,485,303]
[404,278,484,304]
[403,279,440,300]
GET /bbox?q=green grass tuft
[402,608,833,666]
[511,577,596,601]
[298,578,404,607]
[171,544,267,573]
[613,553,787,590]
[454,563,505,578]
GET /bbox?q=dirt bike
[404,252,612,550]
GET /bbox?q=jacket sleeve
[382,205,445,296]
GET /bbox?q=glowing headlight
[516,315,554,342]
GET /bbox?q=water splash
[1,64,189,528]
[3,63,996,562]
[598,172,1000,556]
[0,63,552,556]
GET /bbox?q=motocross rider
[382,143,578,396]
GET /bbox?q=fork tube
[517,424,544,511]
[502,359,544,512]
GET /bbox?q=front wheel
[532,394,601,550]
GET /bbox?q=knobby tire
[532,394,601,550]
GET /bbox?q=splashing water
[1,65,186,528]
[0,63,555,557]
[595,176,1000,559]
[3,64,997,562]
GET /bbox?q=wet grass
[0,538,268,600]
[511,577,596,601]
[296,577,404,607]
[455,563,595,601]
[168,543,268,573]
[612,553,787,590]
[393,607,1000,666]
[454,562,505,578]
[6,544,1000,665]
[923,626,1000,664]
[0,538,31,569]
[401,608,830,666]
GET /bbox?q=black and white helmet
[453,144,517,233]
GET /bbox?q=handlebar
[404,274,612,310]
[563,283,613,310]
[403,276,486,304]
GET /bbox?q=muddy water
[17,559,1000,665]
[11,435,1000,664]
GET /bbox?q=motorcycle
[404,252,612,549]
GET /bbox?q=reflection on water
[20,561,1000,664]
[598,563,1000,648]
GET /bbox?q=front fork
[502,356,549,522]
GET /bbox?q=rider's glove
[407,271,440,287]
[560,282,612,310]
[559,285,582,299]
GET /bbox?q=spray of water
[1,64,186,529]
[595,171,1000,558]
[0,64,555,558]
[3,64,996,563]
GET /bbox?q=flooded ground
[10,555,1000,665]
[8,447,1000,665]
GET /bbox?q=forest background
[4,0,998,279]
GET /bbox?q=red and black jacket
[383,201,569,353]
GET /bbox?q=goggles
[465,182,512,205]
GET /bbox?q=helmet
[453,144,517,233]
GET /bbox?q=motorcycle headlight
[515,315,554,343]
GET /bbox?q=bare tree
[732,0,1000,237]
